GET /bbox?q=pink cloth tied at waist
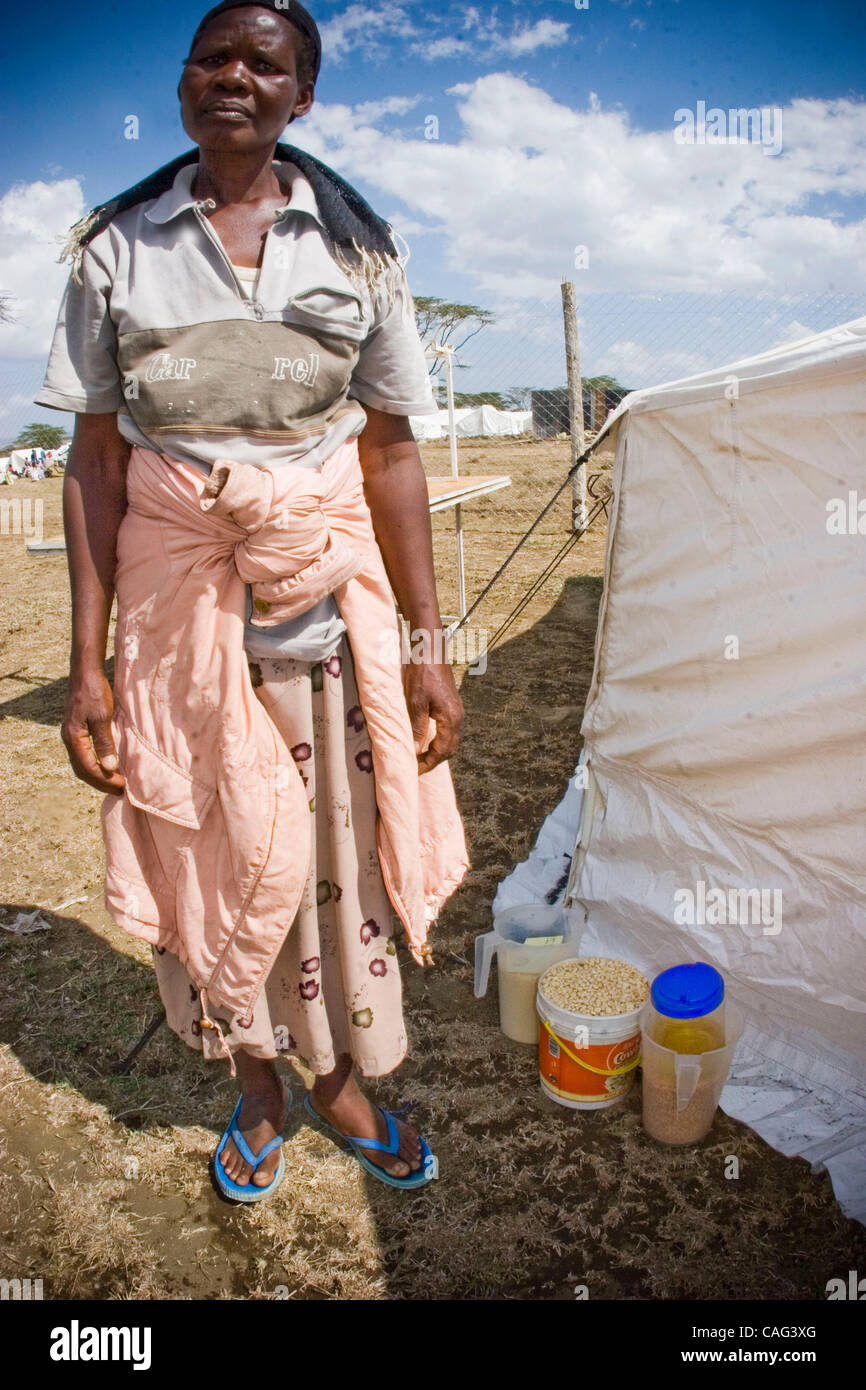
[101,436,470,1069]
[128,435,366,625]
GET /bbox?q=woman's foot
[219,1055,287,1188]
[310,1055,422,1180]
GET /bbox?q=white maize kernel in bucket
[539,957,649,1017]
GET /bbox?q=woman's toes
[252,1153,280,1186]
[380,1151,410,1178]
[398,1126,422,1170]
[222,1139,255,1185]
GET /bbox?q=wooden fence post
[561,280,587,529]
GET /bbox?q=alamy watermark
[674,880,782,936]
[1,1276,43,1300]
[380,622,488,674]
[674,102,783,157]
[50,1322,152,1369]
[826,1269,865,1299]
[826,491,866,535]
[0,497,43,543]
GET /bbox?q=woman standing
[36,0,468,1198]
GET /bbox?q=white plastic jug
[475,904,575,1043]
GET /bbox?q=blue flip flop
[303,1093,438,1190]
[213,1090,290,1203]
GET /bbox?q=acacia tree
[413,297,496,401]
[503,386,532,410]
[452,391,508,409]
[12,423,69,450]
[583,374,629,396]
[413,297,495,352]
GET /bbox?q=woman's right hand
[61,413,131,797]
[62,665,126,796]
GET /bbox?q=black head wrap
[189,0,322,83]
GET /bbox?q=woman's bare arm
[356,404,464,773]
[61,412,130,795]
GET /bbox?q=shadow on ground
[1,578,864,1299]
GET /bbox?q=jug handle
[474,932,498,998]
[674,1054,703,1111]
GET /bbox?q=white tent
[456,404,533,437]
[410,405,533,440]
[494,316,866,1224]
[409,411,448,441]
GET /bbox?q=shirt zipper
[192,200,366,340]
[193,202,266,319]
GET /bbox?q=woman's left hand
[404,657,464,774]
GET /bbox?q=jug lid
[651,962,724,1018]
[493,903,566,944]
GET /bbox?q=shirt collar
[144,159,325,229]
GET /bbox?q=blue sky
[2,0,865,438]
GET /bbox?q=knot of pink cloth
[197,448,365,625]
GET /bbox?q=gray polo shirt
[35,159,438,661]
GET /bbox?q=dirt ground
[1,440,863,1301]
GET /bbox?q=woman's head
[179,1,320,154]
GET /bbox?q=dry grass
[1,449,863,1300]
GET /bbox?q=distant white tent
[410,405,532,440]
[494,316,866,1224]
[409,412,449,441]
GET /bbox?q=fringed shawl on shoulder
[60,141,403,302]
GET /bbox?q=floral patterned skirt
[151,634,409,1078]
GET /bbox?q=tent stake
[110,1011,166,1075]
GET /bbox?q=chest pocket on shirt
[282,285,369,346]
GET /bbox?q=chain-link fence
[4,287,865,453]
[0,358,59,453]
[418,288,866,443]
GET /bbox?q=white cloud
[0,390,38,422]
[412,14,573,63]
[461,7,485,32]
[352,95,421,123]
[421,36,474,61]
[490,19,572,57]
[770,318,818,347]
[601,339,712,383]
[385,215,437,240]
[319,2,417,65]
[0,178,85,359]
[292,77,866,299]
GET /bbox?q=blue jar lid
[651,963,724,1018]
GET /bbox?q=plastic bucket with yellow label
[536,970,643,1111]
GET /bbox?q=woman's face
[179,8,314,154]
